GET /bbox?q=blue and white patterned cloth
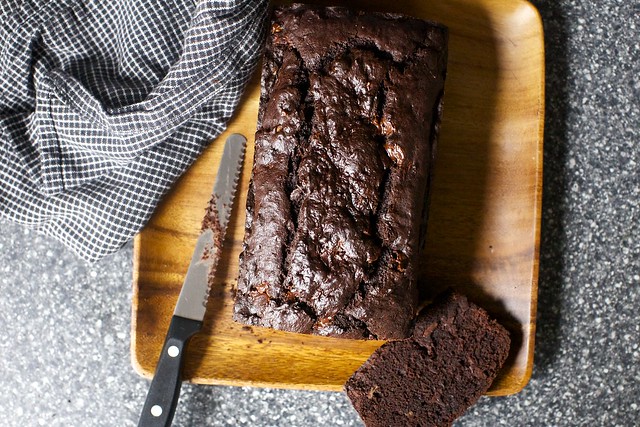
[0,0,267,261]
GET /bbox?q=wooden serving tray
[132,0,544,396]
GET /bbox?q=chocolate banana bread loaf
[233,4,448,339]
[344,292,511,427]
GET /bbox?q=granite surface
[1,0,639,426]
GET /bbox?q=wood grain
[132,0,544,396]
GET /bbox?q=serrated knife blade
[173,133,246,322]
[138,133,247,427]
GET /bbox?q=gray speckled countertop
[1,0,639,426]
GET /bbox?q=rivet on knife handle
[137,134,247,427]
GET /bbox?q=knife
[138,133,247,427]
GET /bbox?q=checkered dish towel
[0,0,267,261]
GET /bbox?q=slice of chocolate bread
[344,292,510,427]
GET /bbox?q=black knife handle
[138,315,202,427]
